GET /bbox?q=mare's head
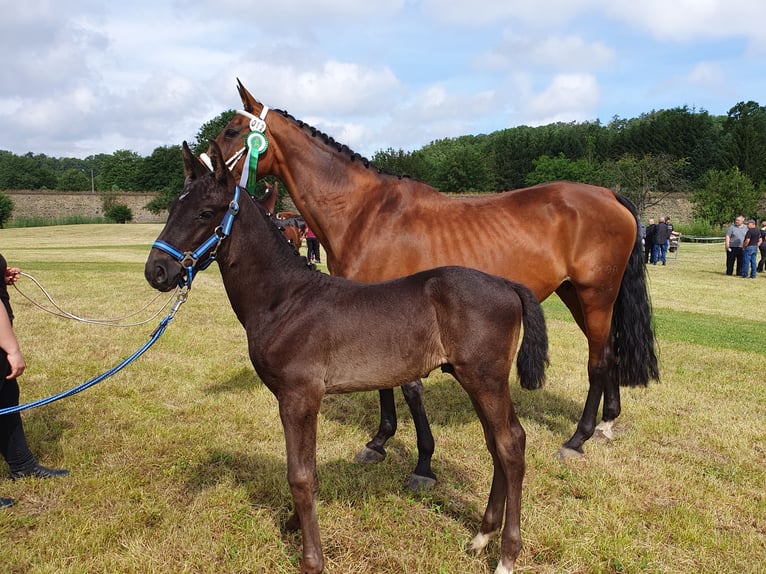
[209,79,275,180]
[144,141,237,292]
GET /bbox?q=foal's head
[144,141,236,292]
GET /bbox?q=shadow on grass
[182,443,489,536]
[319,376,584,444]
[23,402,72,462]
[203,367,262,394]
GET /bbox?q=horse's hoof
[406,473,436,491]
[354,446,385,464]
[469,531,494,555]
[594,420,615,441]
[556,446,584,461]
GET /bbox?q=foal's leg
[279,391,324,574]
[465,384,525,574]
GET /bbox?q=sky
[1,0,765,160]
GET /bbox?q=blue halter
[151,185,241,289]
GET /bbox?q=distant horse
[145,141,549,574]
[256,180,278,215]
[210,80,658,486]
[254,182,302,250]
[281,224,302,251]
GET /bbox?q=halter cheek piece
[152,185,241,289]
[199,106,270,177]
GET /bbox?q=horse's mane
[247,191,317,272]
[275,109,412,181]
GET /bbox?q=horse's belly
[323,352,444,395]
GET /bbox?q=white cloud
[522,74,600,125]
[481,30,616,71]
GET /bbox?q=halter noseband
[151,185,242,289]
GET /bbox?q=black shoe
[0,497,15,509]
[10,464,69,480]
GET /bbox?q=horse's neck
[268,115,395,265]
[217,201,307,319]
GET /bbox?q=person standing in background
[724,216,747,276]
[644,218,656,264]
[652,217,671,265]
[757,220,766,274]
[742,219,762,279]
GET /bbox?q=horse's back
[341,181,636,298]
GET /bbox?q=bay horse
[210,80,658,486]
[254,182,302,250]
[145,141,550,574]
[281,224,302,251]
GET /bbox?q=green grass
[8,215,109,228]
[0,225,764,573]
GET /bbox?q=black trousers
[726,247,743,276]
[644,242,653,263]
[0,356,36,471]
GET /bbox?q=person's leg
[0,377,69,480]
[0,378,36,472]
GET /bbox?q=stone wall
[5,190,166,223]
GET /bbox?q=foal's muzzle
[144,254,182,293]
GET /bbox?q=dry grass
[0,226,764,573]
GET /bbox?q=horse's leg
[355,382,437,491]
[597,354,621,441]
[401,379,436,490]
[355,388,397,463]
[462,379,525,574]
[279,390,324,574]
[555,283,614,458]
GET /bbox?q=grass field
[0,224,764,573]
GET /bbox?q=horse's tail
[612,194,660,387]
[513,283,549,390]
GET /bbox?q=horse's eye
[224,128,239,139]
[197,210,214,221]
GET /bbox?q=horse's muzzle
[144,254,181,292]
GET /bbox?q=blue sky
[1,0,764,159]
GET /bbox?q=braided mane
[275,108,410,180]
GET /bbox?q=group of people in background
[642,216,677,266]
[725,216,766,278]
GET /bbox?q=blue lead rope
[0,290,188,416]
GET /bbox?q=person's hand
[4,267,21,285]
[6,349,25,379]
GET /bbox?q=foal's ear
[207,140,230,186]
[237,78,256,113]
[182,141,208,180]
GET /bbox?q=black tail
[513,283,549,390]
[611,195,660,387]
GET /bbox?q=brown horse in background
[145,141,549,574]
[282,224,302,251]
[210,80,658,488]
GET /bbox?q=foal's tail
[612,194,660,387]
[513,283,549,390]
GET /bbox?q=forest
[1,101,765,227]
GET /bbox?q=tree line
[1,103,765,226]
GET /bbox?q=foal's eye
[197,210,214,221]
[224,128,239,139]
